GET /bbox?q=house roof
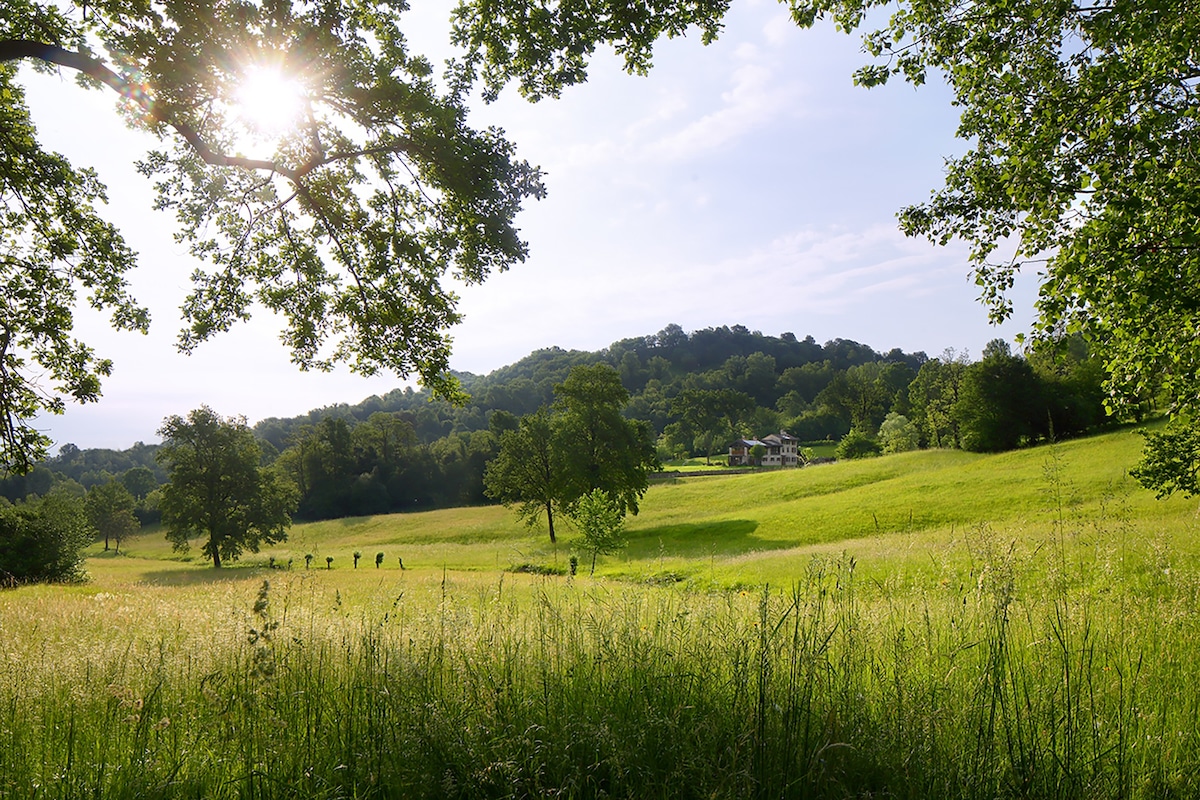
[732,431,799,450]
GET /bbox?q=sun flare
[235,65,306,136]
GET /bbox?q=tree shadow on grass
[136,565,271,586]
[625,519,779,560]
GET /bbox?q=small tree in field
[570,489,626,575]
[85,480,139,554]
[375,552,384,568]
[1131,420,1200,499]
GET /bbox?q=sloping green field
[9,425,1200,799]
[94,423,1197,590]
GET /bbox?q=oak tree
[1,0,544,472]
[486,363,657,542]
[157,406,297,568]
[554,363,658,517]
[484,407,567,542]
[952,348,1043,453]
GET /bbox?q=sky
[19,0,1037,451]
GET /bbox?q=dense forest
[0,324,1116,522]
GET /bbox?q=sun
[235,65,306,136]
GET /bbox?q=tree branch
[3,40,432,190]
[2,39,298,176]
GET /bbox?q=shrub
[836,429,882,460]
[878,413,920,454]
[0,489,92,584]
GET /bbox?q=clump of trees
[271,413,498,520]
[84,480,139,555]
[485,364,657,544]
[908,338,1111,454]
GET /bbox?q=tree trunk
[546,501,556,543]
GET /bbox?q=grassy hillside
[10,425,1200,799]
[94,423,1196,591]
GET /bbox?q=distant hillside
[251,323,926,450]
[6,323,1110,526]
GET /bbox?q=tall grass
[7,430,1200,798]
[5,524,1200,799]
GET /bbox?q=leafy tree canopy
[878,412,919,454]
[157,406,297,567]
[84,479,138,554]
[1,0,545,472]
[953,350,1043,453]
[834,428,881,460]
[452,0,1200,421]
[484,407,566,542]
[487,363,657,541]
[1131,421,1200,500]
[554,363,658,517]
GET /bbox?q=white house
[728,431,801,467]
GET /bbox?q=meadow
[4,425,1200,798]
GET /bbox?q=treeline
[251,325,922,452]
[271,415,499,519]
[0,441,164,504]
[2,324,1117,525]
[906,338,1112,453]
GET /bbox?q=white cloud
[763,12,800,47]
[616,224,978,320]
[510,23,811,176]
[647,61,803,159]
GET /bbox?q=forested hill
[3,323,1110,522]
[252,324,927,452]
